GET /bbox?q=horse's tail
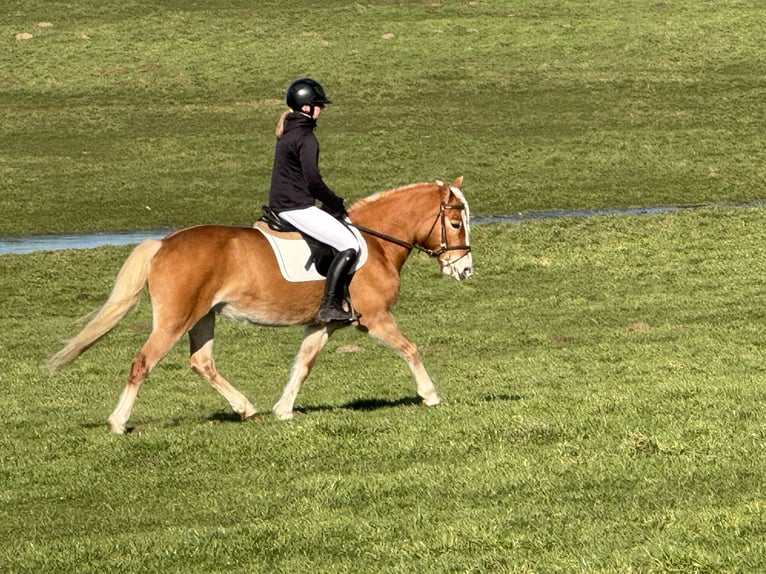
[46,239,163,373]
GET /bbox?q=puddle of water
[0,229,173,255]
[1,202,763,255]
[471,205,702,225]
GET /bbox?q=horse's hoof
[239,406,259,420]
[423,394,441,407]
[108,417,126,434]
[273,410,293,421]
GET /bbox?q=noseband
[352,202,471,259]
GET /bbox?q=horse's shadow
[85,393,523,433]
[332,395,423,412]
[206,395,422,423]
[206,393,522,424]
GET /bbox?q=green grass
[2,0,764,234]
[3,0,766,571]
[4,208,766,572]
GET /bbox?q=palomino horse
[47,178,473,433]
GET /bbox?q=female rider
[268,78,360,324]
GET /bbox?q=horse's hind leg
[188,311,257,420]
[108,329,179,434]
[273,325,334,420]
[363,311,441,406]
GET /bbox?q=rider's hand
[321,200,348,220]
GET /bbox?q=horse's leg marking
[273,325,333,420]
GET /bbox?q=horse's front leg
[362,311,441,406]
[273,324,336,420]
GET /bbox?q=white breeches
[279,206,360,253]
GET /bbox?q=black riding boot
[318,248,358,324]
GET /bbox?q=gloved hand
[321,199,348,220]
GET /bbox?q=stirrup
[318,299,360,324]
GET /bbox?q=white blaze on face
[442,185,473,281]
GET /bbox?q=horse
[47,177,473,433]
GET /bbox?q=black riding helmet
[286,78,332,110]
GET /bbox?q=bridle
[352,201,471,259]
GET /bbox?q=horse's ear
[452,176,463,189]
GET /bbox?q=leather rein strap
[351,202,471,259]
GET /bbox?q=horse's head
[428,177,473,281]
[349,177,473,281]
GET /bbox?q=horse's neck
[353,184,438,242]
[350,184,439,271]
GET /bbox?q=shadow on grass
[292,392,524,415]
[341,396,423,411]
[203,396,429,422]
[194,399,424,427]
[200,393,526,425]
[283,396,423,415]
[479,393,524,403]
[83,393,525,432]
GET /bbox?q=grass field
[2,0,766,572]
[2,0,764,234]
[4,209,766,572]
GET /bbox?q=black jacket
[268,113,344,213]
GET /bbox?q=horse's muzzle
[442,252,473,281]
[458,266,473,281]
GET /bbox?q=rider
[268,78,360,324]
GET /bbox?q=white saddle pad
[254,224,368,283]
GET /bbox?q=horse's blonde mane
[450,185,471,229]
[350,180,470,247]
[352,181,439,210]
[353,180,470,226]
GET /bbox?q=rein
[351,202,471,258]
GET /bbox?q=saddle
[259,206,299,234]
[253,205,337,280]
[255,207,356,280]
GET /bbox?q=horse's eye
[449,220,462,230]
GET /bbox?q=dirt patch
[624,321,650,333]
[336,344,364,354]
